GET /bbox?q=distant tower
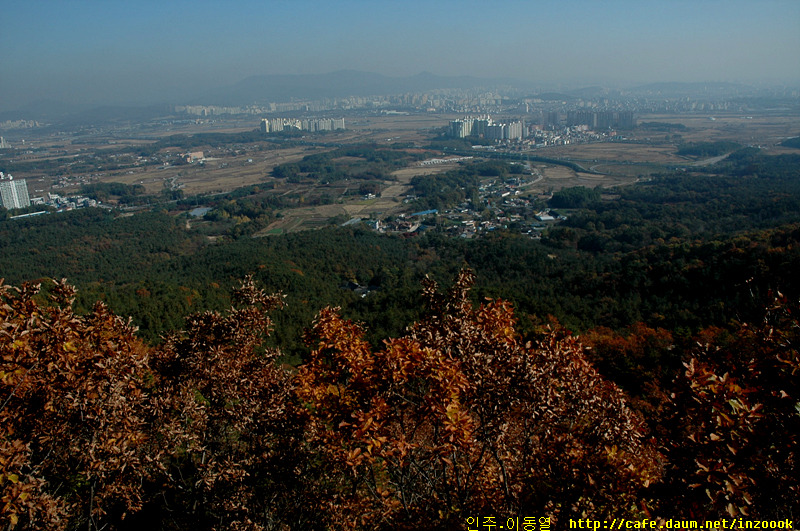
[0,174,31,209]
[260,118,270,133]
[0,137,10,149]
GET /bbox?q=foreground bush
[1,274,796,529]
[298,270,661,528]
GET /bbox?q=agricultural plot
[532,165,634,192]
[638,113,799,146]
[541,143,685,165]
[104,146,315,196]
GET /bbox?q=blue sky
[1,0,799,111]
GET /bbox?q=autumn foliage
[656,292,800,519]
[0,273,797,529]
[298,270,661,528]
[148,277,307,529]
[0,280,151,529]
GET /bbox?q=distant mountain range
[0,71,779,124]
[192,72,763,107]
[628,81,754,97]
[0,71,526,122]
[196,70,526,105]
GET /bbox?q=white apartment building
[0,173,31,209]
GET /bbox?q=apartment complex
[260,117,345,133]
[449,116,525,141]
[0,173,31,209]
[566,110,635,129]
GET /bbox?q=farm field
[539,143,685,164]
[106,146,315,196]
[637,113,799,146]
[536,165,635,190]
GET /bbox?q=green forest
[271,144,426,183]
[0,146,798,529]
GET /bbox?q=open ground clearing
[639,113,799,146]
[90,146,314,196]
[539,143,685,164]
[534,165,634,192]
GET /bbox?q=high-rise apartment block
[0,173,31,209]
[566,110,635,129]
[449,116,524,141]
[261,117,345,134]
[545,111,560,126]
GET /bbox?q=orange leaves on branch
[0,434,63,530]
[150,275,302,530]
[661,293,800,519]
[0,279,150,530]
[0,275,306,530]
[297,269,662,528]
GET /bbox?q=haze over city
[2,0,799,112]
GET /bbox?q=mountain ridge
[195,70,527,105]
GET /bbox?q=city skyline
[1,0,799,112]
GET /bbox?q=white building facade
[0,173,31,209]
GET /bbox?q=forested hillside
[1,150,798,356]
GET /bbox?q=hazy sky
[2,0,799,111]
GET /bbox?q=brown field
[770,146,800,155]
[638,113,799,146]
[588,163,664,179]
[531,112,799,179]
[539,143,685,164]
[100,146,314,196]
[531,165,635,193]
[389,163,461,182]
[92,114,454,200]
[345,114,453,144]
[349,114,453,133]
